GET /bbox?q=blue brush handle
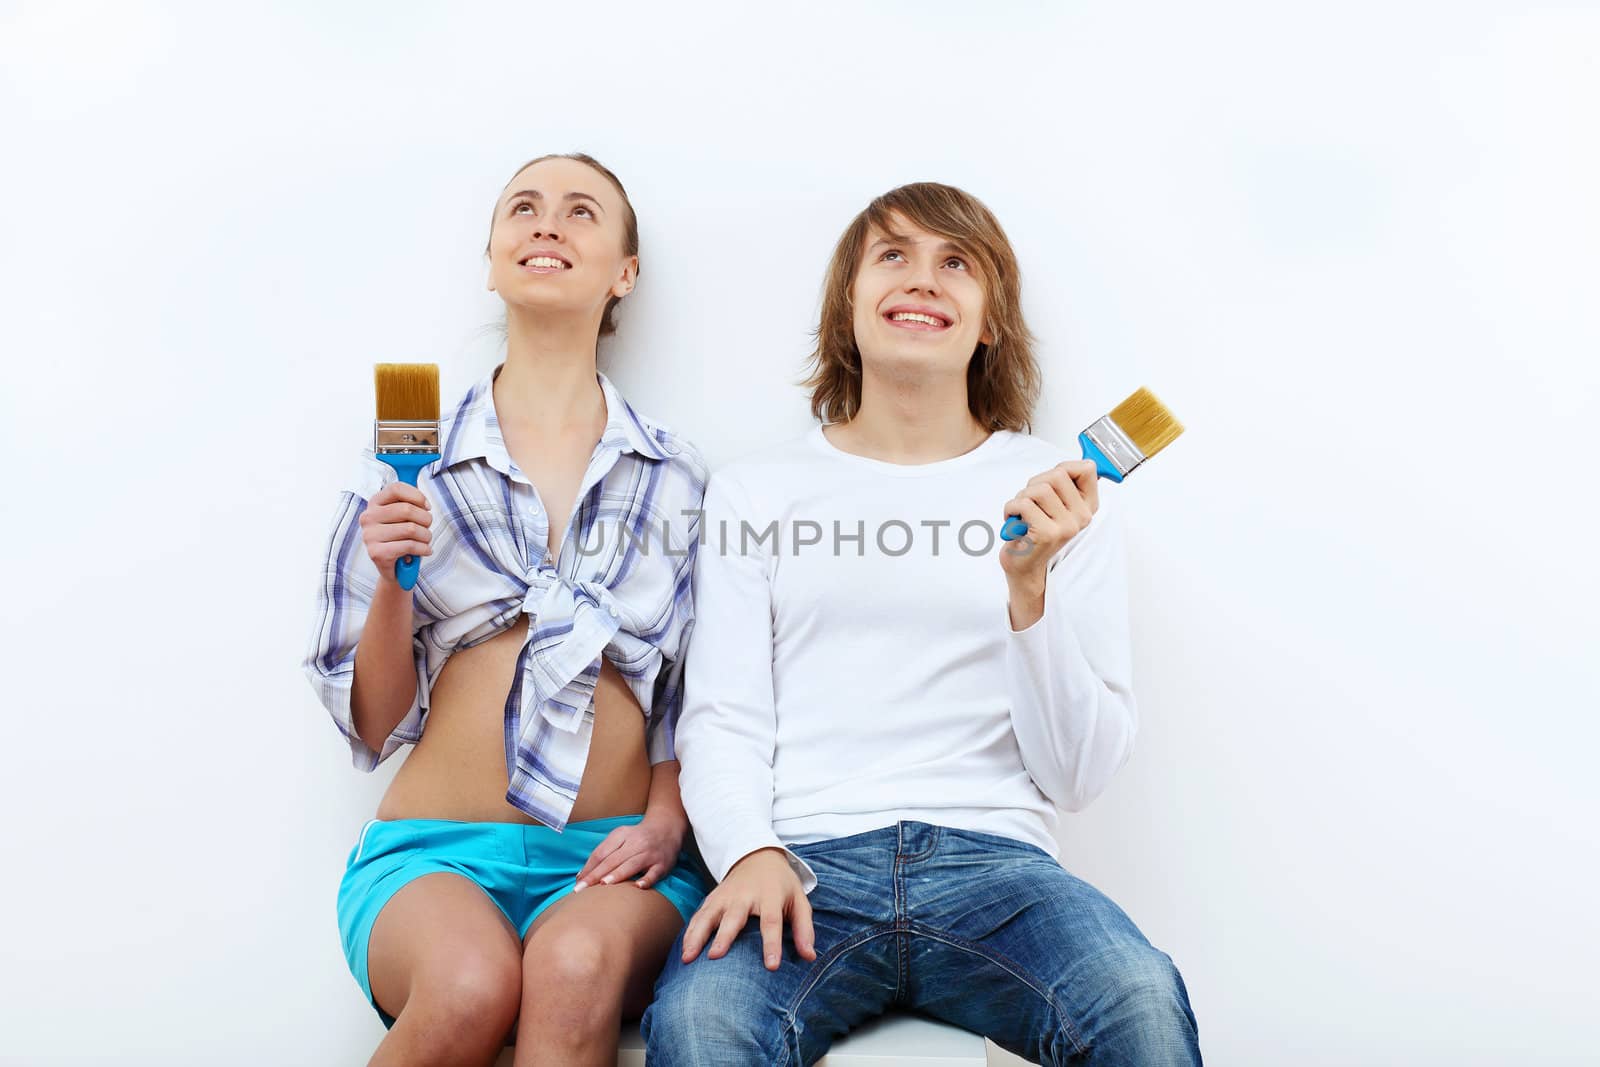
[376,452,439,590]
[999,431,1125,541]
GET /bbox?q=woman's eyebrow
[504,189,605,213]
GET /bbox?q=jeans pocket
[943,826,1053,862]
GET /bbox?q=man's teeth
[523,257,568,269]
[890,312,946,327]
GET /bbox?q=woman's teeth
[523,257,568,269]
[889,312,946,327]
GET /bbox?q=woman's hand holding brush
[358,483,434,590]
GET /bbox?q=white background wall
[3,2,1595,1064]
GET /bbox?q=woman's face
[850,212,993,381]
[485,157,636,324]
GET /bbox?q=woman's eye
[572,205,594,218]
[512,201,534,215]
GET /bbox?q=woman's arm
[302,467,433,769]
[350,577,423,755]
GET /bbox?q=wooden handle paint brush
[373,363,441,590]
[1001,386,1185,541]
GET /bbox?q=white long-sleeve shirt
[676,426,1138,891]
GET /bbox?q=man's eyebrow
[866,232,969,257]
[503,190,606,213]
[866,231,915,250]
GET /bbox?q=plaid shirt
[303,367,706,830]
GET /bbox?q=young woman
[304,153,710,1067]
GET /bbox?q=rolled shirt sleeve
[301,452,429,769]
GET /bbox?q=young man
[642,183,1202,1066]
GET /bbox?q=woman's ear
[612,255,640,299]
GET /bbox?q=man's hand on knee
[680,848,817,971]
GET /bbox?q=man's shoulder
[706,430,824,497]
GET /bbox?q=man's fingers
[759,905,785,971]
[708,906,751,960]
[681,901,720,962]
[1024,483,1069,521]
[1058,460,1099,511]
[791,892,818,961]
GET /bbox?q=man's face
[850,213,992,380]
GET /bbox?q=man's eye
[881,250,903,262]
[944,257,968,270]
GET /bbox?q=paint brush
[373,363,441,590]
[1001,386,1185,541]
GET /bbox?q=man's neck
[823,365,990,465]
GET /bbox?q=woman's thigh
[366,870,525,1024]
[520,881,686,1019]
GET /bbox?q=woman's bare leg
[511,884,685,1067]
[365,872,524,1067]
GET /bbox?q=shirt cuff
[714,835,820,895]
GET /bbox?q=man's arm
[674,469,818,971]
[676,471,816,889]
[1001,462,1139,811]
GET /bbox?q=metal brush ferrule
[1082,415,1145,477]
[375,420,441,453]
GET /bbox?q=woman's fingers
[589,849,650,888]
[367,521,433,544]
[371,482,431,510]
[367,505,432,530]
[365,539,432,564]
[575,828,631,887]
[635,862,669,890]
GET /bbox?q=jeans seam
[907,921,1090,1057]
[776,925,899,1067]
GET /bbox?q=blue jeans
[642,822,1200,1066]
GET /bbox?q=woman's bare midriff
[375,625,652,824]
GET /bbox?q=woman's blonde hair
[485,152,639,337]
[802,182,1041,431]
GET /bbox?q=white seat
[492,1011,988,1065]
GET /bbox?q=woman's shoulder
[599,374,709,486]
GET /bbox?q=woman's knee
[521,925,626,1031]
[403,946,523,1042]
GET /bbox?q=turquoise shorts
[336,815,711,1028]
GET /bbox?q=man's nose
[904,259,939,295]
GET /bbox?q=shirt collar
[438,365,670,472]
